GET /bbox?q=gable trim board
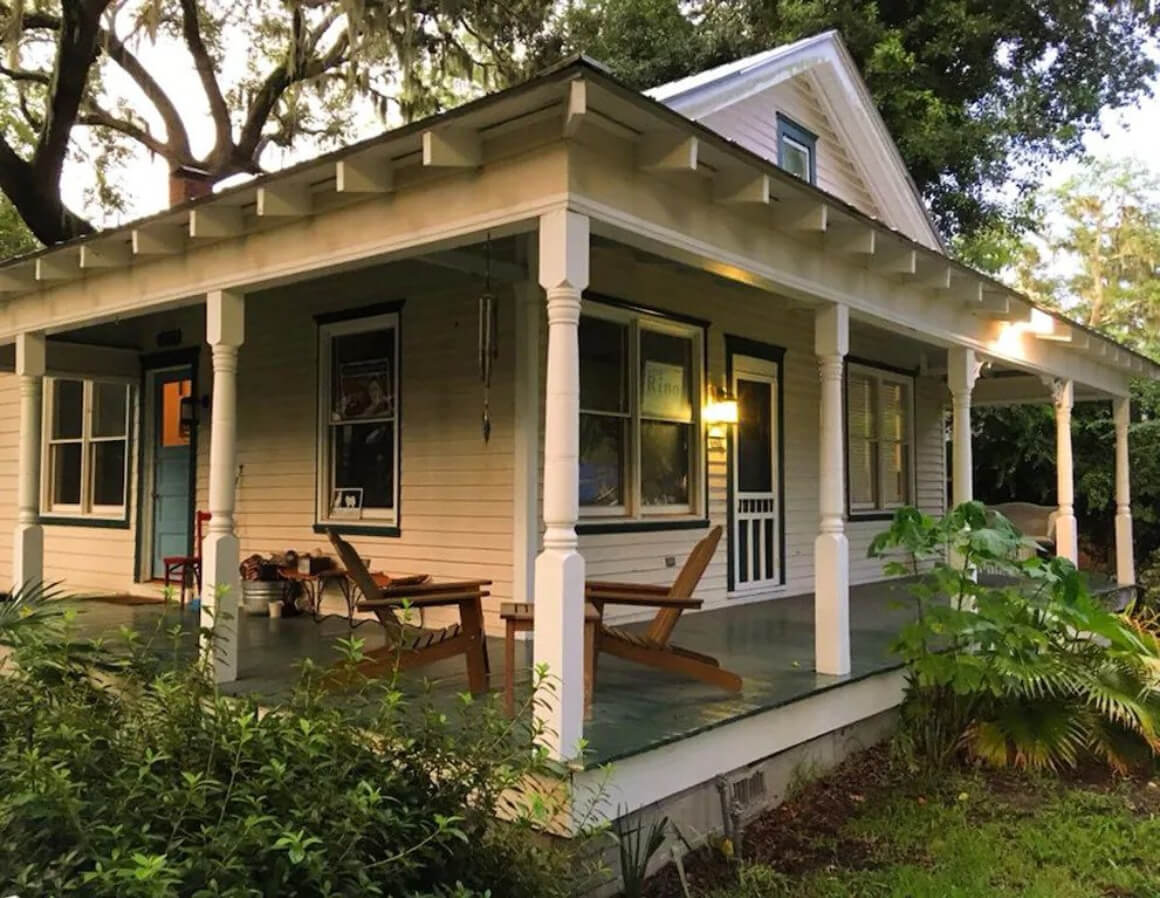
[648,30,943,252]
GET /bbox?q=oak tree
[0,0,551,245]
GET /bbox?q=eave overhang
[0,56,1153,384]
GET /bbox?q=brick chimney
[168,165,213,207]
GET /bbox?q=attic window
[777,114,817,185]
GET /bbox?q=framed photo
[330,487,364,520]
[336,359,393,421]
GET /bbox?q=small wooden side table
[499,601,602,718]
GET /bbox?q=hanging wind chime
[478,233,499,442]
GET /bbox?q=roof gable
[648,31,943,251]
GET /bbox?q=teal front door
[150,369,194,578]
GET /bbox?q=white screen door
[732,355,780,590]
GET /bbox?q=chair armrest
[586,591,703,609]
[586,580,669,595]
[378,579,491,597]
[358,590,488,611]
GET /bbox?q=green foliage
[704,767,1160,897]
[973,378,1160,571]
[0,192,37,260]
[1016,157,1160,354]
[0,0,556,242]
[0,595,585,897]
[541,0,1159,242]
[972,160,1160,568]
[870,502,1160,773]
[612,811,670,898]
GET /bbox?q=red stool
[163,511,211,608]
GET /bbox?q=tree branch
[0,2,61,30]
[33,0,114,189]
[178,0,232,160]
[0,130,92,242]
[99,25,192,160]
[15,85,43,133]
[0,64,51,86]
[235,28,350,163]
[77,105,171,158]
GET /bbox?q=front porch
[60,570,1125,768]
[64,581,910,766]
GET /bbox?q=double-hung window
[43,378,131,519]
[846,363,913,514]
[317,312,400,528]
[777,114,817,185]
[579,301,703,520]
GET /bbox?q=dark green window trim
[40,516,131,530]
[577,518,710,536]
[312,523,401,539]
[776,114,817,185]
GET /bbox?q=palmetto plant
[0,581,67,643]
[871,503,1160,773]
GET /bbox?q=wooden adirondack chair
[500,525,740,712]
[326,530,491,692]
[587,525,741,692]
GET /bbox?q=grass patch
[647,748,1160,897]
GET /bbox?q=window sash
[579,302,703,520]
[780,137,812,181]
[317,313,401,525]
[846,364,914,513]
[42,378,131,518]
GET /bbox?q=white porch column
[13,332,45,591]
[1050,378,1079,564]
[947,347,980,508]
[532,209,588,761]
[201,290,245,682]
[814,304,850,677]
[1114,396,1135,586]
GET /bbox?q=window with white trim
[42,378,131,518]
[317,313,400,526]
[846,363,913,513]
[579,302,703,519]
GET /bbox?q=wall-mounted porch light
[704,386,739,440]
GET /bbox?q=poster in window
[641,360,688,419]
[330,487,364,520]
[335,359,393,421]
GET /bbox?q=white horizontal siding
[701,75,880,219]
[0,252,948,636]
[581,246,947,623]
[0,372,140,595]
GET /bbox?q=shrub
[0,592,585,897]
[870,502,1160,773]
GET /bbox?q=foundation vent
[730,769,767,813]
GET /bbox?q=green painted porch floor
[60,583,915,767]
[57,571,1125,768]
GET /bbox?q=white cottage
[0,31,1153,825]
